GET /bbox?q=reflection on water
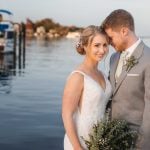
[0,38,81,150]
[0,69,12,94]
[0,53,14,94]
[0,37,150,150]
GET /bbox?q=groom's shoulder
[141,40,150,51]
[143,42,150,57]
[144,44,150,52]
[140,42,150,66]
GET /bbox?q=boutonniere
[125,56,139,71]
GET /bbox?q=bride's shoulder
[67,69,84,82]
[64,70,84,90]
[69,65,86,78]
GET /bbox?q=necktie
[115,51,127,81]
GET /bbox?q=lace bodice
[64,70,112,150]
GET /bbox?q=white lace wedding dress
[64,70,112,150]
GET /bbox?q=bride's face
[85,34,109,62]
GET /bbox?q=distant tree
[34,18,61,32]
[26,18,35,31]
[25,17,83,37]
[68,25,83,32]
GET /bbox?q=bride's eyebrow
[94,42,107,45]
[94,42,100,44]
[93,42,101,45]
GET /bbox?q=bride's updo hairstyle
[76,25,109,55]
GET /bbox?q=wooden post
[18,24,22,69]
[22,23,26,68]
[13,31,17,70]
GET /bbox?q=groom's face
[105,28,125,52]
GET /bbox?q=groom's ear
[120,27,128,36]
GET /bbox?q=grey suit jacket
[110,41,150,150]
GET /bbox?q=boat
[0,9,15,53]
[66,31,80,39]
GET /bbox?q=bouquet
[82,114,138,150]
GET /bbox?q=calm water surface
[0,38,84,150]
[0,37,150,150]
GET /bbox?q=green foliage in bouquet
[82,114,138,150]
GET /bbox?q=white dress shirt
[115,38,141,81]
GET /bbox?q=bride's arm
[62,73,84,150]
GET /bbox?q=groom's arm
[141,63,150,149]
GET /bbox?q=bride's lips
[97,54,104,58]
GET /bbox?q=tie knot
[120,51,129,62]
[121,51,126,56]
[121,51,129,57]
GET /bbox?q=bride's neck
[82,58,98,72]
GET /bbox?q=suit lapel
[110,53,120,90]
[113,41,144,95]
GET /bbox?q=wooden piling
[18,25,22,69]
[13,31,17,70]
[22,23,26,68]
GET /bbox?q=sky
[1,0,150,36]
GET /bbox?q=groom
[102,9,150,149]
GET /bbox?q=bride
[62,25,112,150]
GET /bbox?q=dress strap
[70,70,86,76]
[67,70,85,81]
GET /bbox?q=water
[0,37,150,150]
[0,38,84,150]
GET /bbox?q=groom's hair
[102,9,135,32]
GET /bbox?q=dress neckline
[85,73,107,93]
[72,70,107,93]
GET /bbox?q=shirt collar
[124,38,141,58]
